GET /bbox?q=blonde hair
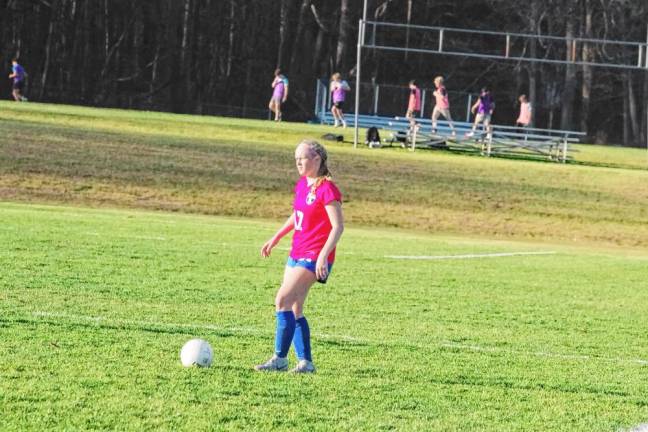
[331,72,341,81]
[434,76,444,85]
[299,139,332,193]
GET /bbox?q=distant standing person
[467,87,495,138]
[516,94,532,129]
[405,80,421,131]
[330,73,350,128]
[431,76,455,136]
[8,58,27,102]
[269,69,289,122]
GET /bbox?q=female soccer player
[256,139,344,373]
[269,69,289,121]
[330,73,350,128]
[431,76,455,136]
[8,58,27,102]
[515,94,532,129]
[405,80,421,131]
[467,87,495,138]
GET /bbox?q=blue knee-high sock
[292,316,312,361]
[274,311,296,358]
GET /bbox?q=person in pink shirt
[431,76,456,136]
[516,94,532,129]
[405,80,421,130]
[256,139,344,374]
[269,68,289,122]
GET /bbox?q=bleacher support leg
[487,132,492,157]
[562,138,568,163]
[411,126,417,152]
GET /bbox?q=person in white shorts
[467,87,495,138]
[431,76,455,136]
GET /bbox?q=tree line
[1,0,646,146]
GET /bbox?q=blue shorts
[286,257,333,284]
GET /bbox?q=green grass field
[1,102,647,430]
[1,203,647,431]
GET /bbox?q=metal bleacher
[318,111,585,163]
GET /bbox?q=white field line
[83,232,166,241]
[26,311,648,366]
[78,234,545,259]
[385,251,557,260]
[440,342,648,365]
[29,311,362,343]
[627,424,648,432]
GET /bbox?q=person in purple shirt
[269,68,289,122]
[466,87,495,138]
[330,73,350,128]
[8,58,27,102]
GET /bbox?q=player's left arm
[315,201,344,280]
[283,83,289,102]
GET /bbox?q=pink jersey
[408,87,421,111]
[434,85,450,109]
[331,80,349,103]
[517,101,532,125]
[291,177,342,264]
[272,76,288,99]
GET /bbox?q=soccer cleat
[254,355,288,372]
[290,360,316,374]
[342,121,347,128]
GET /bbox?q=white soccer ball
[180,338,213,367]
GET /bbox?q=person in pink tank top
[405,80,422,131]
[269,68,289,122]
[516,94,532,128]
[256,139,344,374]
[431,76,456,136]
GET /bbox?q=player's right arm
[283,83,289,102]
[261,213,295,257]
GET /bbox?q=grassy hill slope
[1,101,647,247]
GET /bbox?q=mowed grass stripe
[10,310,648,366]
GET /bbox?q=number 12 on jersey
[294,210,304,231]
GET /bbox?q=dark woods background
[1,0,647,146]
